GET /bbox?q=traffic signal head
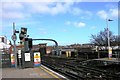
[24,38,33,51]
[19,27,27,42]
[28,38,33,48]
[19,33,25,40]
[21,27,27,34]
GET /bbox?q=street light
[106,19,113,59]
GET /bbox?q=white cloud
[65,21,71,25]
[74,22,86,28]
[2,12,25,19]
[70,7,82,15]
[69,7,92,16]
[97,8,118,19]
[66,21,86,28]
[90,26,96,30]
[1,0,60,2]
[0,3,3,19]
[2,2,24,11]
[1,2,29,19]
[1,0,120,2]
[97,10,108,19]
[29,3,50,14]
[85,11,93,16]
[50,3,68,15]
[1,2,75,19]
[1,2,93,20]
[28,2,74,15]
[109,8,118,18]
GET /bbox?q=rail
[42,56,120,79]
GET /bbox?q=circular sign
[12,35,17,41]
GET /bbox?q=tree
[90,28,115,46]
[111,35,120,46]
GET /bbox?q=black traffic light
[21,27,27,34]
[28,38,32,48]
[19,27,27,43]
[19,33,25,40]
[24,38,33,51]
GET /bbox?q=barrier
[1,53,11,68]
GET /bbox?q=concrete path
[1,65,67,80]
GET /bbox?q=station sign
[34,52,41,67]
[108,47,112,58]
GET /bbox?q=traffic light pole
[13,38,17,68]
[12,22,18,68]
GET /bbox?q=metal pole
[18,44,22,69]
[106,19,110,59]
[106,19,110,49]
[106,19,113,59]
[13,22,18,68]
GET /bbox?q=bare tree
[90,28,115,46]
[112,35,120,46]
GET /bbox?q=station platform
[1,65,67,80]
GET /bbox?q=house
[0,36,11,53]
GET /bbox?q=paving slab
[1,65,67,80]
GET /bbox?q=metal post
[18,45,22,69]
[96,46,100,58]
[106,19,113,59]
[13,22,17,68]
[106,19,110,59]
[106,19,110,49]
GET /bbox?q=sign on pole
[108,47,112,59]
[18,50,21,58]
[12,35,17,41]
[11,54,15,67]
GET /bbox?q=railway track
[42,56,120,79]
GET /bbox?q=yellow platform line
[40,66,62,80]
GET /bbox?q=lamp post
[106,19,113,59]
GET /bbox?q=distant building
[10,43,52,55]
[69,43,81,48]
[46,46,54,54]
[0,36,11,53]
[0,36,7,44]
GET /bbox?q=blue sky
[0,0,119,46]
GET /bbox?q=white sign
[109,47,112,58]
[18,50,21,58]
[34,52,41,63]
[25,53,31,61]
